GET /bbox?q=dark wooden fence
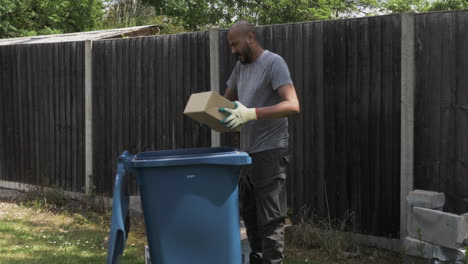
[0,42,85,192]
[1,10,467,238]
[220,15,402,237]
[92,32,211,194]
[414,10,468,214]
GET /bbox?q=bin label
[186,174,196,179]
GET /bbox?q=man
[219,20,300,264]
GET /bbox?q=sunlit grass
[0,202,146,264]
[0,190,400,264]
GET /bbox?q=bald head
[229,20,256,37]
[227,20,262,64]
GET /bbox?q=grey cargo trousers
[240,148,289,264]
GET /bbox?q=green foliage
[2,0,467,39]
[0,0,104,38]
[464,245,468,264]
[424,0,468,12]
[379,0,425,13]
[103,0,186,33]
[19,186,69,210]
[285,208,359,260]
[139,0,468,31]
[252,0,334,24]
[378,0,468,14]
[139,0,381,30]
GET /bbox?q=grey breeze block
[408,207,467,249]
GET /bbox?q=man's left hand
[219,101,257,129]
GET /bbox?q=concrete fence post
[84,40,94,195]
[400,12,416,239]
[209,28,221,147]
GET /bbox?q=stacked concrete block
[407,189,445,210]
[432,246,466,262]
[408,207,467,249]
[463,213,468,246]
[403,237,466,262]
[405,189,468,263]
[403,236,435,259]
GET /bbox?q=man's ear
[246,32,255,43]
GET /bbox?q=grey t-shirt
[227,50,293,153]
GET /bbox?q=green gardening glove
[219,101,257,129]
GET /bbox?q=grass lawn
[0,192,401,264]
[0,201,147,264]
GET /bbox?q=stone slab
[407,189,445,210]
[408,207,466,249]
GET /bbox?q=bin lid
[126,147,251,167]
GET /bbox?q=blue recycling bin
[107,147,252,264]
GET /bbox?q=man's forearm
[256,100,300,119]
[224,87,238,101]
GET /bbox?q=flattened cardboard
[184,91,240,132]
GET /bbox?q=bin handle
[106,151,134,264]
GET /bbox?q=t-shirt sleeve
[226,63,239,91]
[270,55,293,90]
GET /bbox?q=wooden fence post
[85,40,93,194]
[400,12,415,239]
[210,28,221,147]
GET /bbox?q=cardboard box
[184,91,240,132]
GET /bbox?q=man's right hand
[219,101,257,129]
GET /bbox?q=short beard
[239,46,253,64]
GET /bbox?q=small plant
[83,184,97,199]
[285,207,359,260]
[400,245,408,263]
[17,185,111,221]
[464,245,468,264]
[416,227,426,264]
[19,185,69,209]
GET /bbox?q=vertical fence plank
[454,11,468,199]
[438,12,455,198]
[76,42,85,192]
[18,45,27,184]
[414,14,429,192]
[391,15,402,236]
[92,41,105,193]
[0,47,5,182]
[302,22,313,210]
[370,16,383,234]
[381,15,396,235]
[357,18,370,232]
[428,13,442,191]
[155,36,163,150]
[141,37,150,152]
[38,44,46,186]
[345,18,359,232]
[313,21,327,218]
